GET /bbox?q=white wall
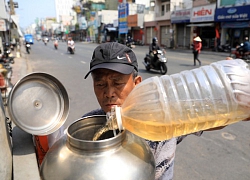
[99,10,118,24]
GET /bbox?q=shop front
[215,3,250,48]
[127,14,144,45]
[171,9,191,48]
[144,21,157,45]
[188,4,216,49]
[158,20,171,48]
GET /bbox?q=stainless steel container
[40,115,155,180]
[0,97,12,180]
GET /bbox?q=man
[67,37,74,47]
[83,42,203,179]
[243,37,250,54]
[67,37,75,53]
[149,37,160,63]
[149,37,160,54]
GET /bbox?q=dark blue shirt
[243,41,250,51]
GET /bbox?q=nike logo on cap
[117,56,126,59]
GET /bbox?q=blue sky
[15,0,56,28]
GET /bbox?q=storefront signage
[217,0,250,8]
[127,14,138,27]
[190,4,216,22]
[118,3,129,34]
[215,5,250,22]
[0,19,6,31]
[171,9,191,23]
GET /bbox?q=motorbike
[143,49,168,75]
[126,40,135,49]
[54,41,58,50]
[230,43,250,63]
[3,46,11,59]
[10,44,15,51]
[44,38,48,46]
[217,43,231,52]
[0,57,14,99]
[67,45,75,54]
[26,43,31,54]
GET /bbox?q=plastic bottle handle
[115,106,123,131]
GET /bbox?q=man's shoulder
[82,108,106,118]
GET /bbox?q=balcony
[155,11,171,21]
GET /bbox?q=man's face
[92,68,141,113]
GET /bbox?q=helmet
[152,37,158,43]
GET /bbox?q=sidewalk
[9,47,40,180]
[12,45,32,84]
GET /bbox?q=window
[166,3,170,12]
[161,5,165,16]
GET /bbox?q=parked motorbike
[68,45,75,54]
[10,44,14,51]
[0,57,14,99]
[26,43,31,54]
[3,45,11,58]
[143,49,168,74]
[217,43,231,52]
[230,44,250,63]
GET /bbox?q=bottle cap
[115,106,123,131]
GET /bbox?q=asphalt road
[20,41,250,180]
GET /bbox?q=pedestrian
[193,36,202,66]
[82,42,250,179]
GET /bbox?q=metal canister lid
[7,72,69,135]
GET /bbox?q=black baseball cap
[84,42,138,79]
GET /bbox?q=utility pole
[9,0,16,15]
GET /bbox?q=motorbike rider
[54,38,59,49]
[67,37,74,46]
[25,41,31,52]
[67,37,75,51]
[241,37,250,55]
[149,37,160,63]
[237,37,250,56]
[126,36,133,48]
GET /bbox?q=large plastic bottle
[109,59,250,141]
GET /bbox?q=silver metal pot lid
[7,72,69,135]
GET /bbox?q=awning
[186,23,214,27]
[221,21,250,28]
[11,15,23,37]
[106,27,117,32]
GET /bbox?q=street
[19,41,250,180]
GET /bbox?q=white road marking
[81,61,86,64]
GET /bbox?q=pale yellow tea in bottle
[105,59,250,141]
